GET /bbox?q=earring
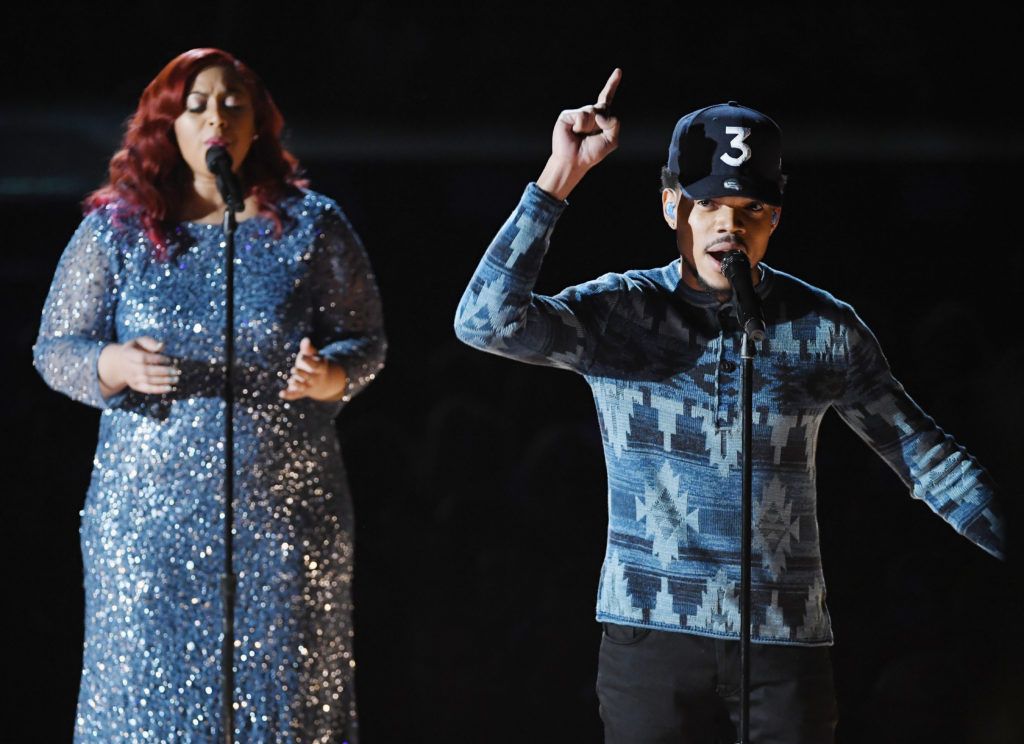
[666,201,676,217]
[770,211,778,225]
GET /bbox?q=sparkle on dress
[33,189,385,743]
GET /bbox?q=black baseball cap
[666,101,784,205]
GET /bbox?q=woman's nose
[206,104,227,128]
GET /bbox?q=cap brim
[681,174,782,206]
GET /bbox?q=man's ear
[662,188,679,230]
[769,208,781,231]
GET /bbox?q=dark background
[3,2,1022,742]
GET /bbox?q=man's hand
[279,337,348,402]
[537,68,622,201]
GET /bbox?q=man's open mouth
[705,246,744,271]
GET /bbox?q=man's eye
[748,203,764,212]
[697,199,712,207]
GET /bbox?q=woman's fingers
[132,335,165,353]
[293,355,319,375]
[144,372,179,385]
[278,346,328,399]
[141,351,172,365]
[133,369,178,394]
[120,342,180,394]
[118,338,327,399]
[135,359,179,379]
[131,376,175,394]
[279,371,311,400]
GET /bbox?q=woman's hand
[97,336,179,397]
[279,337,348,402]
[537,68,622,201]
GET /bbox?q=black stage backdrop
[2,3,1022,742]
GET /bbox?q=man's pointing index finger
[596,68,622,113]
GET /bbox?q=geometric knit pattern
[753,477,800,580]
[455,183,1005,646]
[636,462,700,566]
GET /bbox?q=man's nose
[716,207,745,232]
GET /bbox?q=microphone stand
[209,153,245,744]
[720,251,765,744]
[738,329,756,744]
[220,202,238,744]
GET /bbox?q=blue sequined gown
[33,189,385,743]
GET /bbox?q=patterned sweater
[454,183,1004,646]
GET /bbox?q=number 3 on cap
[720,126,752,166]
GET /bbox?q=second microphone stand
[738,329,757,744]
[721,251,765,744]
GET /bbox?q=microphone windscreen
[205,145,232,173]
[720,251,750,280]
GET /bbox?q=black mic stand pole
[219,189,242,744]
[204,145,245,744]
[720,250,765,744]
[738,328,755,744]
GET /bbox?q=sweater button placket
[716,307,737,429]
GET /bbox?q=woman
[33,48,385,742]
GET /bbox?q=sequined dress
[33,190,385,743]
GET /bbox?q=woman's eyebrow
[187,87,247,96]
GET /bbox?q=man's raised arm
[453,70,626,373]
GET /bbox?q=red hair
[86,48,308,260]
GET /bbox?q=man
[453,69,1005,743]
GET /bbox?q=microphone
[720,251,766,341]
[204,146,245,213]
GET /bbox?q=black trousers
[596,623,838,744]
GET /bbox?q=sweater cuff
[524,182,569,221]
[961,505,1007,561]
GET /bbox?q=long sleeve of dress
[832,305,1006,560]
[32,209,127,410]
[308,202,386,409]
[453,183,624,373]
